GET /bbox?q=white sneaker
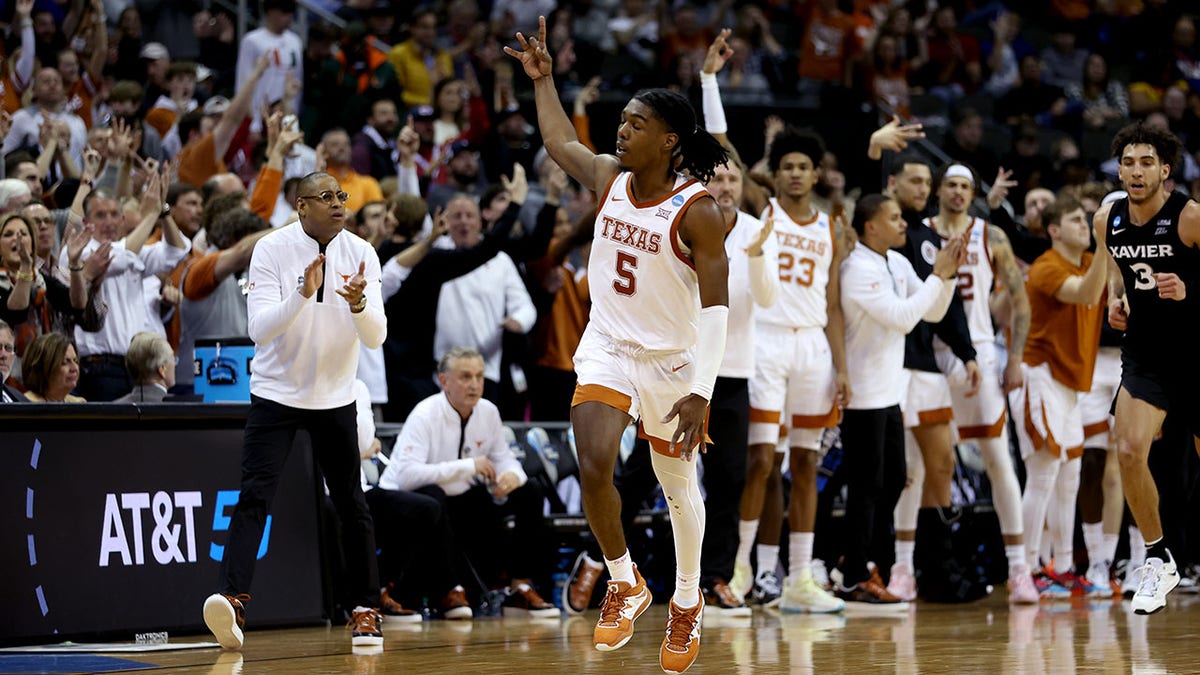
[729,560,753,600]
[810,559,831,590]
[1007,566,1039,605]
[886,563,917,602]
[780,569,845,614]
[1131,552,1181,615]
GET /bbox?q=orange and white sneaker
[594,566,653,651]
[660,596,704,674]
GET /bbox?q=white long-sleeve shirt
[246,222,385,409]
[5,105,88,174]
[236,27,303,131]
[840,245,955,409]
[63,237,191,357]
[434,252,536,382]
[720,210,779,378]
[378,392,528,497]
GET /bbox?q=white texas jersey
[587,171,710,352]
[927,216,995,344]
[756,199,835,329]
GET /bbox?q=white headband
[944,164,975,187]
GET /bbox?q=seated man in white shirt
[377,346,558,618]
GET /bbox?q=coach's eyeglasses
[299,190,350,206]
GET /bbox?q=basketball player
[1095,122,1200,614]
[926,163,1032,591]
[729,127,848,614]
[508,18,730,674]
[1009,193,1108,598]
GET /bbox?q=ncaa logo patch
[921,240,938,265]
[671,194,686,207]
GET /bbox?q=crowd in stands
[3,0,1200,621]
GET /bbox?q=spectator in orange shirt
[176,53,270,190]
[318,128,382,213]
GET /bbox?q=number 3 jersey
[588,171,710,352]
[756,198,835,329]
[1107,191,1200,363]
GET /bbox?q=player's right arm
[505,16,618,192]
[1092,202,1128,328]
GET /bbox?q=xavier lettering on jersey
[1108,244,1174,259]
[599,215,662,254]
[775,231,828,256]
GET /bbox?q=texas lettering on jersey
[775,231,828,257]
[599,214,663,254]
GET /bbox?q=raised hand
[503,15,553,81]
[573,76,601,116]
[301,254,325,298]
[748,217,774,256]
[64,220,93,266]
[15,0,33,20]
[397,116,419,164]
[500,163,528,205]
[868,115,925,159]
[335,260,367,309]
[84,241,112,282]
[702,28,734,75]
[987,167,1017,209]
[314,142,327,172]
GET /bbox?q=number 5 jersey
[587,171,710,352]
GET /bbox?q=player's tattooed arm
[989,225,1030,391]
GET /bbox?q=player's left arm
[1159,200,1200,301]
[989,224,1029,391]
[663,196,730,460]
[825,220,851,407]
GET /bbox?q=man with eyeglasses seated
[202,172,388,652]
[0,319,27,402]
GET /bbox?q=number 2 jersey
[588,170,711,352]
[925,216,995,345]
[1106,191,1200,367]
[756,198,835,329]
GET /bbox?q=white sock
[651,451,705,608]
[1083,522,1104,571]
[1102,533,1119,567]
[757,544,780,578]
[1006,544,1027,573]
[1041,526,1054,566]
[789,531,814,578]
[1129,527,1145,568]
[736,519,759,568]
[896,540,915,569]
[605,550,636,585]
[674,570,701,608]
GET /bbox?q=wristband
[69,263,84,272]
[699,72,727,135]
[689,305,729,400]
[15,269,35,281]
[350,296,367,313]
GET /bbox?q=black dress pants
[838,405,906,587]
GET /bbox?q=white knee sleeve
[652,451,706,577]
[980,435,1024,536]
[1050,458,1081,560]
[1021,450,1060,569]
[894,430,923,532]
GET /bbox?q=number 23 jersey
[588,171,711,352]
[755,198,834,329]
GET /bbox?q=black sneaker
[203,593,250,650]
[751,570,782,607]
[347,607,384,646]
[702,578,751,616]
[380,584,422,623]
[503,580,561,618]
[834,569,909,610]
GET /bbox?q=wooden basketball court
[9,593,1200,673]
